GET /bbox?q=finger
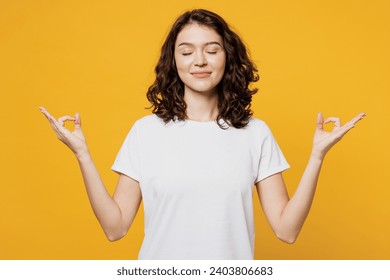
[316,112,324,130]
[39,107,69,136]
[344,112,366,127]
[324,117,341,127]
[39,107,57,123]
[38,106,47,113]
[333,123,355,140]
[58,115,75,126]
[74,112,81,130]
[39,106,52,119]
[334,113,364,137]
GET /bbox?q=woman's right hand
[39,107,89,159]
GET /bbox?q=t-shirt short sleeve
[255,123,290,183]
[111,122,140,181]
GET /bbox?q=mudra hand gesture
[312,112,366,160]
[39,107,365,161]
[39,107,89,158]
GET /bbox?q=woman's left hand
[312,112,366,160]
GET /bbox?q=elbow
[105,229,127,242]
[278,235,297,244]
[275,230,299,244]
[106,234,122,242]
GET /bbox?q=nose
[194,50,207,67]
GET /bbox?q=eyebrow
[177,41,222,47]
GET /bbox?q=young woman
[40,9,365,259]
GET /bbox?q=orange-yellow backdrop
[1,0,389,259]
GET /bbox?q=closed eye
[182,53,192,56]
[207,51,217,54]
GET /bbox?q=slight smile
[191,71,212,78]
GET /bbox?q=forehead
[175,23,223,46]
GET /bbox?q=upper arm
[112,174,142,234]
[256,173,289,231]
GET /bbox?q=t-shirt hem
[255,163,290,184]
[111,165,140,182]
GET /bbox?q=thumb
[316,112,324,130]
[74,112,82,130]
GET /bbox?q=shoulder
[134,114,163,126]
[129,114,170,138]
[247,117,266,128]
[245,117,271,134]
[131,114,166,130]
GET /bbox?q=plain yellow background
[1,0,389,259]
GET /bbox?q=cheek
[220,55,227,70]
[175,56,190,73]
[174,57,188,82]
[220,60,226,72]
[212,56,226,77]
[210,54,226,71]
[214,60,226,84]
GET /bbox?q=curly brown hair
[146,9,259,129]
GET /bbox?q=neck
[184,88,219,122]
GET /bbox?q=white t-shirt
[112,114,289,259]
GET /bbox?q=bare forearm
[39,107,134,241]
[278,153,323,243]
[264,112,365,243]
[76,152,124,240]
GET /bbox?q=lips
[191,71,212,78]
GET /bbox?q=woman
[40,9,365,259]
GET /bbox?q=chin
[188,86,218,95]
[185,82,219,94]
